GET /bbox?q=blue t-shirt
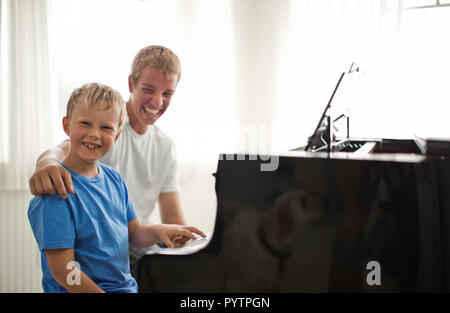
[28,162,138,293]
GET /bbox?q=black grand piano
[138,65,450,293]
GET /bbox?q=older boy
[28,83,204,293]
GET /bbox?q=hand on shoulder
[29,160,74,199]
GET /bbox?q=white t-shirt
[101,122,179,225]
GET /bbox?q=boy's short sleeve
[27,196,76,251]
[126,195,138,222]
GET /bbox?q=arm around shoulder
[29,140,74,199]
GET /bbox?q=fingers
[182,226,207,238]
[169,226,207,242]
[41,175,56,196]
[160,229,196,249]
[34,176,46,196]
[173,236,192,248]
[50,167,73,199]
[29,177,40,197]
[154,224,207,249]
[172,235,185,248]
[61,169,75,195]
[175,228,197,240]
[159,234,174,249]
[28,164,73,199]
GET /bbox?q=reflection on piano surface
[138,64,450,292]
[138,140,450,292]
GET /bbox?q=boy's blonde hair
[66,83,126,130]
[130,45,182,86]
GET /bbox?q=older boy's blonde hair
[130,45,182,86]
[66,83,126,130]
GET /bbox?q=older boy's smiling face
[127,65,178,133]
[63,105,120,166]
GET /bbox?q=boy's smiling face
[63,105,121,166]
[127,65,178,132]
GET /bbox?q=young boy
[30,46,186,227]
[27,83,205,293]
[29,46,191,278]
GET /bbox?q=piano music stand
[305,63,359,153]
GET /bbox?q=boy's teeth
[84,143,98,149]
[144,107,159,114]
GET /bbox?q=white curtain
[272,0,405,152]
[48,0,236,229]
[0,0,406,229]
[398,4,450,138]
[0,0,59,191]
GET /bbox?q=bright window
[50,0,170,142]
[398,1,450,138]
